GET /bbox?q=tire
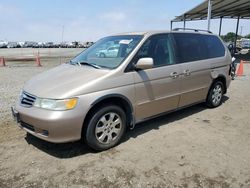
[84,105,126,151]
[206,81,224,108]
[99,53,106,58]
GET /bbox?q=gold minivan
[12,30,232,151]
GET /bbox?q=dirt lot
[0,49,250,188]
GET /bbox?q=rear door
[172,33,212,107]
[131,34,181,121]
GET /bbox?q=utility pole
[240,26,243,36]
[61,25,64,44]
[234,16,240,53]
[60,25,65,64]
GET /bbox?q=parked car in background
[237,38,250,54]
[83,42,94,48]
[12,30,232,151]
[31,42,39,48]
[44,42,54,48]
[23,41,36,48]
[1,40,94,48]
[78,43,85,48]
[237,38,250,49]
[38,42,46,48]
[7,42,21,48]
[53,43,60,48]
[0,41,8,48]
[96,45,119,57]
[18,42,25,48]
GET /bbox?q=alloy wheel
[95,112,122,144]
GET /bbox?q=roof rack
[172,28,212,34]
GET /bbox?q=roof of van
[114,30,214,36]
[115,28,213,35]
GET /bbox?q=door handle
[170,72,179,79]
[183,69,191,76]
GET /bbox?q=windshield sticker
[119,39,133,45]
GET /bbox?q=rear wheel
[206,81,224,108]
[84,105,126,151]
[99,53,106,58]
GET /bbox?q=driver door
[132,34,181,121]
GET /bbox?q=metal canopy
[172,0,250,22]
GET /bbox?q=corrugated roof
[172,0,250,22]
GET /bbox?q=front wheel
[206,81,224,108]
[84,105,126,151]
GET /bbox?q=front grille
[20,121,35,132]
[20,121,49,136]
[20,91,36,107]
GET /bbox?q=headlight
[34,98,78,110]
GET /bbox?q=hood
[23,64,110,99]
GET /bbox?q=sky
[0,0,249,42]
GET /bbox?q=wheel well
[82,96,133,137]
[214,76,227,94]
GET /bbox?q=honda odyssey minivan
[12,29,232,151]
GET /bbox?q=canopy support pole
[234,16,240,53]
[219,17,223,36]
[170,21,173,30]
[183,14,186,30]
[207,0,212,31]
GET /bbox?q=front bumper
[12,104,86,143]
[11,106,20,123]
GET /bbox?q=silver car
[12,30,232,151]
[96,45,119,58]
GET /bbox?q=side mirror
[135,58,153,70]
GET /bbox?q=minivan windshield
[70,35,143,69]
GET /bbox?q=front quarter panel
[15,70,136,143]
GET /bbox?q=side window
[173,33,207,63]
[202,35,225,58]
[134,34,174,67]
[137,40,150,58]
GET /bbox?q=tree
[221,32,243,42]
[221,32,250,42]
[245,34,250,39]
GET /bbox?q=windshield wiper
[69,60,101,69]
[78,61,101,69]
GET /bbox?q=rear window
[173,33,225,63]
[173,33,207,63]
[202,35,225,58]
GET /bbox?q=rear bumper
[12,104,86,143]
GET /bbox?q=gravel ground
[0,48,83,123]
[0,49,250,188]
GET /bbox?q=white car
[97,46,119,58]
